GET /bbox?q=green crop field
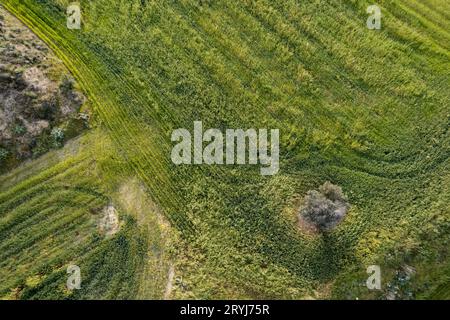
[0,0,449,299]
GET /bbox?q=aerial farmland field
[0,0,449,303]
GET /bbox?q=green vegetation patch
[0,0,448,299]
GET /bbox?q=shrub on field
[0,147,8,162]
[14,124,26,135]
[299,182,349,232]
[59,75,74,94]
[51,127,64,148]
